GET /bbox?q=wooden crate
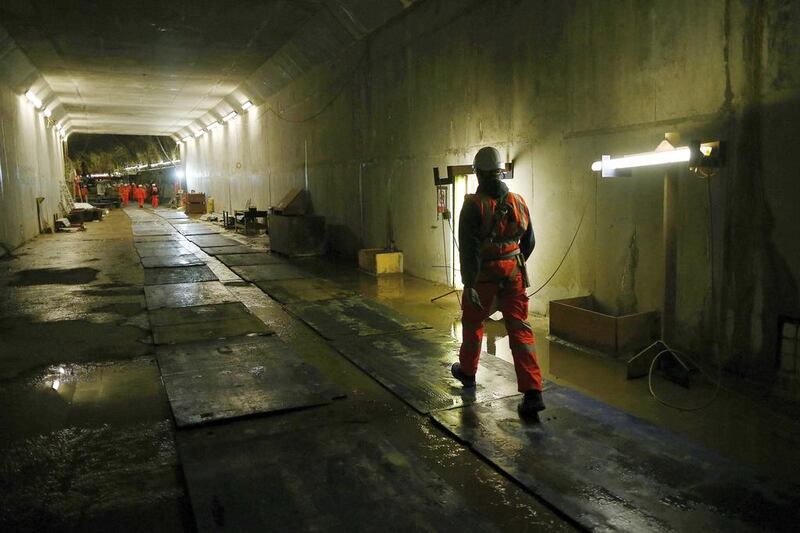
[549,296,659,357]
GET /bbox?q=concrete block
[358,248,403,275]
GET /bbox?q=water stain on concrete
[9,267,100,287]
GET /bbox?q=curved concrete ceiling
[0,0,417,137]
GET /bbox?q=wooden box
[549,296,659,357]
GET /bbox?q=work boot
[450,362,476,388]
[518,389,546,421]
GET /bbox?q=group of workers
[117,183,159,208]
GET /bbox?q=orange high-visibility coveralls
[134,186,145,208]
[151,185,159,208]
[122,185,130,205]
[458,188,542,393]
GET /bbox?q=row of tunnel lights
[25,90,69,139]
[179,100,254,143]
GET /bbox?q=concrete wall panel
[184,0,800,386]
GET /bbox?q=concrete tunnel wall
[0,81,66,253]
[183,0,800,389]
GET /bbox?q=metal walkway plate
[141,254,205,268]
[201,245,262,256]
[177,224,221,236]
[144,265,218,285]
[230,264,311,282]
[176,420,496,532]
[186,234,240,247]
[216,253,286,267]
[432,385,800,532]
[149,302,271,345]
[285,296,430,340]
[159,212,189,219]
[157,336,341,427]
[134,234,185,242]
[330,329,521,414]
[135,242,192,257]
[255,278,355,304]
[144,281,238,310]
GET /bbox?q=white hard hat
[473,146,503,173]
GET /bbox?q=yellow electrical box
[207,197,214,213]
[358,248,403,276]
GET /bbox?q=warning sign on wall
[437,186,447,214]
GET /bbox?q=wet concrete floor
[2,207,799,531]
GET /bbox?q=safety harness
[477,192,530,288]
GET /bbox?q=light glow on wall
[25,90,42,109]
[195,130,205,139]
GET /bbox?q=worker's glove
[464,287,483,310]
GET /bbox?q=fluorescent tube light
[207,121,220,130]
[25,90,42,109]
[591,147,691,173]
[43,108,52,118]
[195,130,205,138]
[222,111,237,122]
[181,136,191,143]
[241,100,253,111]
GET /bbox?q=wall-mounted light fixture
[207,121,221,131]
[241,100,253,111]
[181,136,192,142]
[195,130,205,139]
[43,108,52,118]
[590,140,724,178]
[222,111,238,122]
[25,90,42,109]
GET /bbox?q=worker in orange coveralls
[134,184,145,208]
[450,146,544,421]
[150,183,159,208]
[80,183,89,203]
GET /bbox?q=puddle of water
[9,267,100,286]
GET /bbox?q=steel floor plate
[176,419,497,532]
[285,296,430,340]
[135,243,192,257]
[255,278,355,304]
[330,329,522,413]
[177,224,221,236]
[133,234,186,243]
[201,245,263,256]
[215,253,286,267]
[144,281,238,310]
[432,385,800,532]
[230,264,311,282]
[141,254,205,268]
[186,234,241,247]
[149,302,271,345]
[157,336,341,427]
[144,265,218,285]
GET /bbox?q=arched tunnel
[1,1,800,531]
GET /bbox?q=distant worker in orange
[150,183,159,208]
[134,184,145,208]
[80,182,89,203]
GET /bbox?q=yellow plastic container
[207,197,214,213]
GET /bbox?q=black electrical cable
[526,197,589,298]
